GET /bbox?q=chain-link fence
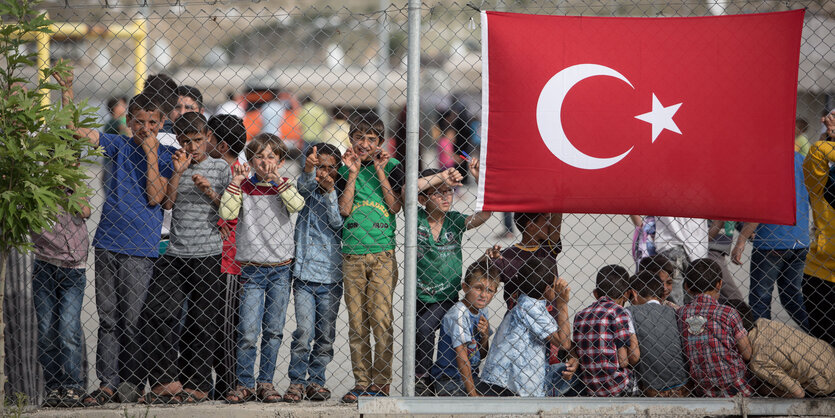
[4,0,835,411]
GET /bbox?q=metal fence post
[402,0,422,398]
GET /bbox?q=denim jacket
[293,170,343,284]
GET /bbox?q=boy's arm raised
[52,66,100,147]
[140,134,167,207]
[339,150,360,217]
[374,150,401,214]
[453,345,480,397]
[466,211,493,230]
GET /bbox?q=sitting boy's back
[627,270,688,396]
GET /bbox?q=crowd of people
[28,66,835,409]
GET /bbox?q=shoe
[117,382,140,403]
[59,388,86,408]
[415,377,434,396]
[42,388,63,408]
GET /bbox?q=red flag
[477,10,804,224]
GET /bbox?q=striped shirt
[167,157,230,257]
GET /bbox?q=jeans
[803,274,835,346]
[434,376,474,396]
[415,300,457,377]
[237,264,292,388]
[32,260,86,390]
[288,279,342,386]
[749,248,809,331]
[545,362,577,397]
[94,249,154,390]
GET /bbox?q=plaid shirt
[573,297,633,396]
[679,294,752,397]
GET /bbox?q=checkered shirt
[679,294,752,397]
[573,296,633,396]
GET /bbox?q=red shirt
[218,161,241,275]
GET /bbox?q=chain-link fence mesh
[4,0,835,409]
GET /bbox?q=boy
[220,134,304,404]
[104,96,129,135]
[284,144,344,402]
[627,270,688,396]
[725,300,835,398]
[140,112,230,403]
[637,255,677,308]
[206,114,247,398]
[337,115,404,402]
[480,257,572,397]
[573,265,640,397]
[679,258,752,397]
[431,260,499,396]
[414,164,491,395]
[71,87,176,404]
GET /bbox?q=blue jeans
[545,362,577,397]
[237,264,292,388]
[32,260,86,390]
[288,279,342,386]
[749,248,809,331]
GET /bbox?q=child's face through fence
[126,109,162,142]
[176,131,209,164]
[425,186,454,212]
[659,270,673,301]
[315,154,339,188]
[250,144,283,181]
[350,131,381,162]
[463,277,498,311]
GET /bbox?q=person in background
[795,117,811,157]
[298,95,330,154]
[104,97,130,136]
[321,107,351,154]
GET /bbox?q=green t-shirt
[416,208,468,303]
[339,158,403,254]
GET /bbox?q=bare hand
[51,60,73,88]
[343,149,360,174]
[304,146,319,173]
[265,161,283,184]
[441,167,463,187]
[731,241,745,265]
[485,245,502,260]
[476,316,489,337]
[552,277,570,306]
[562,357,579,380]
[192,174,213,197]
[231,163,250,186]
[373,149,390,173]
[172,149,192,173]
[219,223,231,241]
[469,157,480,182]
[825,112,835,137]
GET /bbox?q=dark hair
[246,133,287,161]
[418,168,445,197]
[306,142,342,164]
[684,258,723,294]
[173,112,208,137]
[464,259,501,287]
[638,254,675,277]
[127,93,163,119]
[107,97,125,113]
[348,113,385,140]
[517,257,558,300]
[143,74,178,116]
[630,270,665,300]
[513,212,546,234]
[795,118,809,132]
[176,85,204,110]
[596,264,631,300]
[208,114,247,155]
[724,299,755,332]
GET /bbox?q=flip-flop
[177,391,209,404]
[362,390,389,397]
[140,392,181,405]
[340,388,366,404]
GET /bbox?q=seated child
[430,260,499,396]
[285,144,344,403]
[679,258,752,397]
[637,255,677,308]
[725,300,835,398]
[573,265,640,397]
[627,270,688,397]
[480,257,572,397]
[220,133,305,403]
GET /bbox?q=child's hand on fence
[305,146,319,173]
[192,174,215,198]
[476,316,490,339]
[469,157,480,182]
[441,167,463,187]
[316,168,335,193]
[343,149,360,174]
[218,222,231,241]
[485,245,502,260]
[551,277,570,307]
[172,149,192,174]
[231,163,250,186]
[373,149,390,173]
[562,357,578,380]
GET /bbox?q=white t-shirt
[654,216,708,261]
[159,132,180,237]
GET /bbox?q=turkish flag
[477,10,804,224]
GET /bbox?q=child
[71,87,176,404]
[103,96,129,135]
[414,164,491,395]
[573,265,640,397]
[140,112,230,404]
[679,258,752,397]
[627,270,688,397]
[206,114,248,398]
[32,190,91,407]
[220,133,305,403]
[724,300,835,398]
[284,144,344,403]
[480,257,572,397]
[337,115,404,403]
[431,260,499,396]
[637,255,677,308]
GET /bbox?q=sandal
[83,387,117,407]
[43,388,63,408]
[60,388,86,408]
[366,384,390,397]
[305,383,331,401]
[177,391,209,404]
[340,386,366,404]
[139,392,181,405]
[256,383,283,403]
[225,386,254,404]
[283,383,304,403]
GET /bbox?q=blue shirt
[480,294,558,397]
[754,153,810,250]
[93,133,175,257]
[431,302,489,380]
[293,170,343,283]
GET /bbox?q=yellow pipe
[132,18,148,95]
[36,12,50,108]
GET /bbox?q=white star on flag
[635,94,682,143]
